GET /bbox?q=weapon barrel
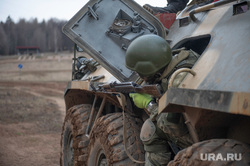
[100,82,163,98]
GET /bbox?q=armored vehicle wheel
[87,113,145,166]
[168,139,250,166]
[60,104,91,166]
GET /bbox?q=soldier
[125,34,200,165]
[143,0,215,14]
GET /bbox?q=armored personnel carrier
[60,0,250,165]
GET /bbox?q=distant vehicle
[60,0,250,165]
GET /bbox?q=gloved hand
[129,93,153,109]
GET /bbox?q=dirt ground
[0,52,81,166]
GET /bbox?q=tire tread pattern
[168,139,250,166]
[88,113,145,166]
[60,104,91,166]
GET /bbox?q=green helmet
[126,34,172,77]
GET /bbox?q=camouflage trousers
[157,113,193,149]
[145,151,171,166]
[140,113,193,166]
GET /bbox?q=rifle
[99,81,163,98]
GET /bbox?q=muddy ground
[0,53,84,166]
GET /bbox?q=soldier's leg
[157,113,193,149]
[145,151,171,166]
[166,0,189,13]
[140,119,171,166]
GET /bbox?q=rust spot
[243,99,248,110]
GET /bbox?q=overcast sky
[0,0,167,23]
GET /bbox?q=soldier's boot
[143,4,170,15]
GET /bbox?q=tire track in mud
[0,81,66,119]
[0,81,67,166]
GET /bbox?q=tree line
[0,16,74,55]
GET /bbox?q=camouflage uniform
[166,0,189,13]
[140,49,200,165]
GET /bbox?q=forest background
[0,16,73,55]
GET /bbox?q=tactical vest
[158,49,200,91]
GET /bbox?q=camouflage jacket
[147,49,200,148]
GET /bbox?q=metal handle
[168,68,196,89]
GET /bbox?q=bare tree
[0,23,8,55]
[0,16,73,55]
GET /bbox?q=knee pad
[140,119,156,142]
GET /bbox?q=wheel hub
[97,151,107,166]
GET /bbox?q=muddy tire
[168,139,250,166]
[87,113,145,166]
[60,104,91,166]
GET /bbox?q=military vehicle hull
[60,0,250,165]
[159,0,250,143]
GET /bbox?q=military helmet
[126,34,172,77]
